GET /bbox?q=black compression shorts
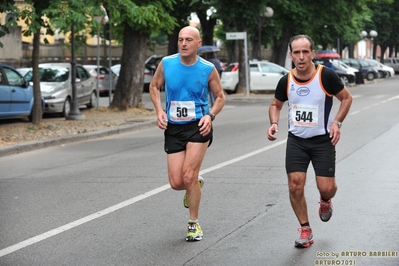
[285,132,336,177]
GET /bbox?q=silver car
[383,58,399,74]
[24,63,96,117]
[83,65,117,96]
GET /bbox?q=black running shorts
[164,121,213,154]
[285,132,336,177]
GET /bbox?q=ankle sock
[301,222,310,227]
[321,196,330,202]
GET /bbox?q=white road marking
[0,140,287,257]
[350,95,399,115]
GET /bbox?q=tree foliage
[2,0,399,110]
[104,0,177,110]
[212,0,270,94]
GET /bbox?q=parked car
[83,65,117,96]
[358,59,386,78]
[0,63,44,121]
[314,59,357,85]
[111,55,164,93]
[16,67,32,77]
[331,61,356,85]
[383,58,399,74]
[364,59,395,78]
[341,58,379,81]
[221,60,289,94]
[24,63,96,117]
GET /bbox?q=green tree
[258,0,381,66]
[191,0,217,46]
[214,0,270,94]
[103,0,176,111]
[44,0,103,118]
[366,0,398,61]
[162,0,192,55]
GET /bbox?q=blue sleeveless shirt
[162,53,214,124]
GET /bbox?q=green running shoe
[183,176,204,208]
[186,222,203,242]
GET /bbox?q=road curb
[0,120,157,157]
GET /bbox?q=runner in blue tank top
[162,53,215,124]
[149,26,226,242]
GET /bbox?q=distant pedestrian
[323,58,335,70]
[203,51,222,77]
[267,34,353,248]
[202,51,222,106]
[149,26,226,242]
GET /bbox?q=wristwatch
[333,120,342,128]
[208,112,215,121]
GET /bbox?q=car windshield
[359,61,370,67]
[111,65,120,75]
[366,60,378,67]
[25,67,69,82]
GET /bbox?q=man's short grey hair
[289,35,314,51]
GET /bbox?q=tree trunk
[197,12,217,45]
[110,24,148,110]
[236,39,246,94]
[168,28,179,55]
[31,25,42,125]
[271,30,291,67]
[251,34,260,60]
[348,43,355,59]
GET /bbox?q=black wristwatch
[208,113,215,121]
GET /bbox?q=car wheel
[62,98,71,117]
[366,72,375,81]
[340,76,349,86]
[86,91,97,108]
[385,72,391,78]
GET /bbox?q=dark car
[313,59,356,86]
[144,55,164,92]
[330,60,356,85]
[341,58,379,81]
[0,63,44,121]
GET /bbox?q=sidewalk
[0,115,157,158]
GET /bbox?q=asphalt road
[1,78,399,266]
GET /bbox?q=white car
[332,60,359,75]
[221,60,289,94]
[365,59,395,78]
[24,63,97,117]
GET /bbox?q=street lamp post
[66,24,85,120]
[257,6,273,60]
[360,30,378,59]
